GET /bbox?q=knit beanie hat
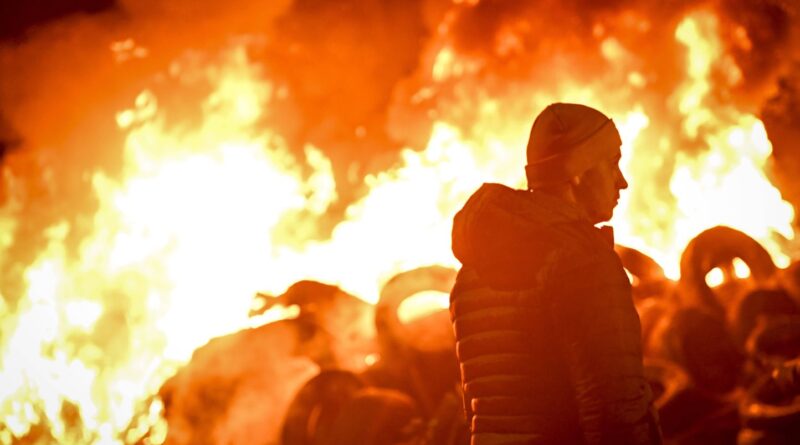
[525,103,622,188]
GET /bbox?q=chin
[590,210,614,225]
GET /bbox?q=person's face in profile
[574,146,628,224]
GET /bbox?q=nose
[616,167,628,190]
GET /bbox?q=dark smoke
[718,0,799,105]
[256,0,434,228]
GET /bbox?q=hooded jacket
[450,183,660,445]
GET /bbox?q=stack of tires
[283,226,800,445]
[622,226,800,444]
[281,266,468,445]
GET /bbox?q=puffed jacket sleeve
[550,248,663,445]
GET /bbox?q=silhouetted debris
[162,231,800,445]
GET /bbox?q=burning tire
[253,280,377,370]
[423,390,471,445]
[371,265,459,416]
[281,370,365,445]
[637,298,671,355]
[376,265,458,353]
[729,289,799,349]
[616,245,672,301]
[644,358,732,439]
[282,371,422,445]
[322,387,421,445]
[739,359,800,438]
[745,316,800,361]
[778,260,800,308]
[737,428,800,445]
[679,226,777,315]
[646,306,744,394]
[159,319,322,445]
[644,358,692,436]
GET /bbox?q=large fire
[1,2,798,444]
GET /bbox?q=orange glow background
[1,0,799,443]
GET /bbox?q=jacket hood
[452,183,590,287]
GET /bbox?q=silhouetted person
[450,103,662,445]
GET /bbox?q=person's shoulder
[551,221,625,278]
[551,218,612,255]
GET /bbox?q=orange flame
[0,7,795,445]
